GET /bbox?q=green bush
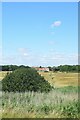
[60,101,79,118]
[2,68,52,92]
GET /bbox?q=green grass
[1,86,80,118]
[0,71,80,118]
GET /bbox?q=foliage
[48,65,80,72]
[2,86,79,118]
[61,101,79,118]
[2,68,52,92]
[1,65,30,71]
[57,65,79,72]
[1,65,80,72]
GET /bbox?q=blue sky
[2,2,78,66]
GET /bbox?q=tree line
[48,65,80,72]
[0,65,80,72]
[0,65,30,71]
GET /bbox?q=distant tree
[48,66,52,71]
[25,66,30,68]
[2,65,9,71]
[39,66,42,68]
[57,65,79,72]
[19,65,25,68]
[0,66,2,71]
[9,65,18,71]
[1,64,80,72]
[53,67,60,72]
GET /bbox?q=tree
[39,66,42,68]
[2,68,53,92]
[48,66,52,71]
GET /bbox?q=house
[38,67,49,72]
[32,67,49,72]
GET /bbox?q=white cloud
[23,53,28,56]
[51,21,61,27]
[18,48,29,57]
[1,47,78,66]
[36,52,78,66]
[2,56,17,65]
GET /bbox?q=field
[0,71,12,81]
[0,71,80,118]
[0,71,79,87]
[39,71,79,87]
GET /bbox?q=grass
[0,71,79,87]
[0,71,10,80]
[1,86,80,118]
[0,71,80,118]
[39,71,78,87]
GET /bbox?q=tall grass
[1,86,80,118]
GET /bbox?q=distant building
[38,67,49,72]
[32,67,49,72]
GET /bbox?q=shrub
[61,102,79,118]
[2,68,52,92]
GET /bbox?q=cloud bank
[1,49,78,66]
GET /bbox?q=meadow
[0,71,80,118]
[0,71,8,81]
[0,71,79,87]
[1,87,79,118]
[39,71,78,88]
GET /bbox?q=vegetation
[39,71,78,87]
[1,65,30,71]
[1,86,80,118]
[0,71,78,87]
[1,65,80,72]
[2,68,52,92]
[57,65,79,72]
[48,65,80,72]
[0,67,79,118]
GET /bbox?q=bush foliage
[2,68,52,92]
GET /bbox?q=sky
[2,2,78,66]
[1,0,78,2]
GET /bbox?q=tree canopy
[2,68,53,92]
